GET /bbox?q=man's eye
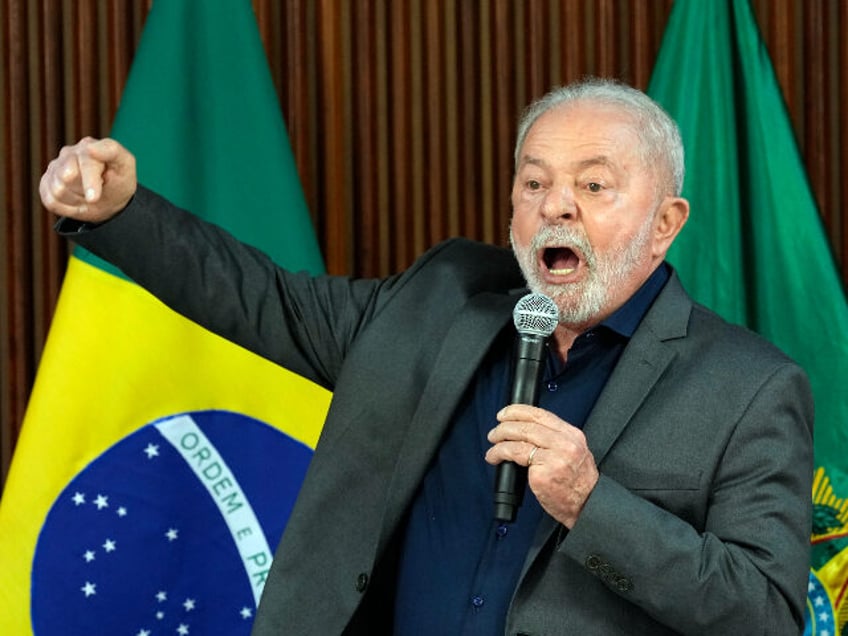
[586,182,603,193]
[527,180,541,190]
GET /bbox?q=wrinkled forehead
[519,103,646,166]
[535,100,641,139]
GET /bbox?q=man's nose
[541,184,577,222]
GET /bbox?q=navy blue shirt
[393,265,670,635]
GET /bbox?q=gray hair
[514,78,685,197]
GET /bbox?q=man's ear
[652,196,690,258]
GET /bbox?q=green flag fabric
[81,0,324,277]
[0,2,331,634]
[648,1,848,633]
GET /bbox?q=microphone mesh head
[513,293,559,337]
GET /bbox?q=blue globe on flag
[31,410,312,635]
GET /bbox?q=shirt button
[355,573,369,592]
[471,595,484,608]
[495,524,509,538]
[546,381,558,392]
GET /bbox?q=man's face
[510,103,670,327]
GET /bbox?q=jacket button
[355,573,369,592]
[585,554,602,571]
[615,576,633,592]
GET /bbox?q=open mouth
[541,246,581,276]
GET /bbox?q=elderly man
[41,79,812,635]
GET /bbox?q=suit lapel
[584,273,692,465]
[581,331,676,464]
[525,273,693,561]
[376,290,519,549]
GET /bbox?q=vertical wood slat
[373,0,391,274]
[803,2,828,230]
[441,0,460,241]
[2,0,32,480]
[458,1,481,242]
[316,0,349,274]
[0,0,6,488]
[408,1,425,256]
[31,2,57,361]
[824,0,845,270]
[493,0,517,245]
[423,0,446,249]
[2,0,846,485]
[841,2,848,268]
[477,1,495,244]
[389,0,412,270]
[351,1,379,275]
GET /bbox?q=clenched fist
[39,137,137,223]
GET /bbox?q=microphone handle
[493,333,547,521]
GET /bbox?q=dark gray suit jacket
[67,186,814,635]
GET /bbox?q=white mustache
[530,226,596,269]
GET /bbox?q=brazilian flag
[648,1,848,633]
[0,1,330,634]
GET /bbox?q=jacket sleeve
[59,185,384,389]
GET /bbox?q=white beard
[511,212,655,326]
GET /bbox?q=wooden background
[1,0,846,484]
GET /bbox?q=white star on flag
[30,413,291,634]
[144,443,160,458]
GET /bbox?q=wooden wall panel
[1,0,846,484]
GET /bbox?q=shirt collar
[600,262,670,338]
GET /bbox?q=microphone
[493,292,559,522]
